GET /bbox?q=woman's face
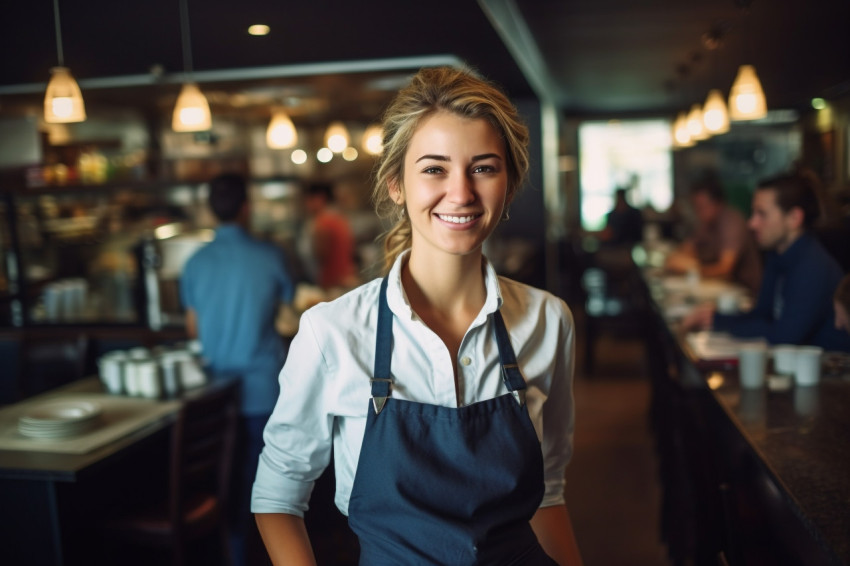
[392,111,508,259]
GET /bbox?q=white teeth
[438,214,477,224]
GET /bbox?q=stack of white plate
[17,400,102,439]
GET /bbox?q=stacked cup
[770,344,823,387]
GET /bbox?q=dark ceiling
[0,0,848,121]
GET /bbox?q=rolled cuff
[250,452,315,517]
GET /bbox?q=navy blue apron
[347,277,557,565]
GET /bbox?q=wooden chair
[104,380,239,566]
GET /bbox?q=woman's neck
[403,248,486,318]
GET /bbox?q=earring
[502,208,511,221]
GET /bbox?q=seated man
[835,274,850,335]
[684,173,850,352]
[665,176,762,294]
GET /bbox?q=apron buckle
[370,378,392,415]
[511,389,526,407]
[372,396,388,414]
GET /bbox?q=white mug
[771,344,798,376]
[794,346,823,386]
[738,343,768,389]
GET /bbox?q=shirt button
[460,356,472,366]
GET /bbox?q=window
[578,120,673,230]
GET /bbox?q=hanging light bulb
[44,0,85,124]
[729,65,767,121]
[673,111,694,148]
[686,103,708,141]
[266,109,297,149]
[172,83,212,132]
[172,0,211,132]
[325,121,349,153]
[44,67,86,123]
[702,89,730,135]
[362,124,384,155]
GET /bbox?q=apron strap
[371,277,393,414]
[493,311,528,407]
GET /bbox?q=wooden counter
[0,376,228,566]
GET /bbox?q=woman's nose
[446,173,475,204]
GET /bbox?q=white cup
[738,343,768,389]
[794,346,823,386]
[716,292,740,315]
[136,359,162,399]
[97,351,126,394]
[771,345,798,376]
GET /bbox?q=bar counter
[640,265,850,565]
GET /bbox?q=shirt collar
[385,250,504,323]
[215,224,247,239]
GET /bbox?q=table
[641,268,850,565]
[0,378,217,566]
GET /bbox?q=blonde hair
[371,66,530,273]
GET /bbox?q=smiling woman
[252,66,583,566]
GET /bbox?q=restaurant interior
[1,0,849,565]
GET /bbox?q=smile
[436,213,481,224]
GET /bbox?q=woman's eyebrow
[415,154,449,163]
[414,153,503,163]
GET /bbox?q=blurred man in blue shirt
[180,172,295,565]
[684,172,850,352]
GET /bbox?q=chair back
[169,380,239,529]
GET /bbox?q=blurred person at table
[253,66,583,565]
[683,173,850,352]
[664,174,762,294]
[835,274,850,334]
[180,172,296,566]
[593,187,644,247]
[300,181,359,293]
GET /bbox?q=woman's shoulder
[301,277,384,334]
[497,276,573,323]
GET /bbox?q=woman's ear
[388,178,404,205]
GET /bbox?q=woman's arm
[255,513,316,566]
[531,504,584,566]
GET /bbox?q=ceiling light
[702,89,730,135]
[317,148,333,163]
[266,109,297,149]
[342,147,358,161]
[325,121,349,153]
[44,0,85,123]
[729,65,767,121]
[248,24,270,36]
[686,103,708,141]
[362,124,384,155]
[673,111,694,148]
[172,0,211,132]
[173,83,212,132]
[291,149,307,165]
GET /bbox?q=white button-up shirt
[252,252,575,517]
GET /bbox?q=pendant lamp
[266,109,297,149]
[44,0,85,123]
[686,103,708,141]
[325,121,349,153]
[362,124,384,155]
[702,89,730,134]
[673,111,694,148]
[172,0,211,132]
[728,64,767,121]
